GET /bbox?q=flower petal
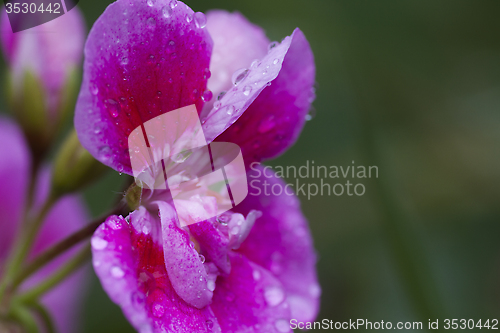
[211,252,292,333]
[75,0,213,175]
[214,29,316,165]
[157,201,213,309]
[92,214,221,333]
[234,165,320,323]
[0,118,30,262]
[201,10,269,117]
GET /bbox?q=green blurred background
[5,0,500,331]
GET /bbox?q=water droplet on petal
[194,12,206,28]
[106,218,123,230]
[90,83,99,95]
[217,215,228,226]
[167,40,175,53]
[98,146,112,161]
[243,86,252,96]
[106,99,120,118]
[169,0,177,9]
[264,286,285,306]
[268,41,279,50]
[111,266,125,278]
[207,279,215,291]
[213,101,221,110]
[142,221,151,235]
[305,106,316,121]
[121,57,129,65]
[199,254,205,263]
[162,5,172,18]
[186,13,193,23]
[146,17,156,28]
[273,58,279,65]
[91,237,108,250]
[216,91,226,101]
[131,292,145,309]
[226,105,235,116]
[147,0,154,6]
[250,59,259,68]
[275,319,290,332]
[232,68,249,86]
[202,90,213,102]
[206,320,214,330]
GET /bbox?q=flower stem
[11,212,111,289]
[15,245,91,304]
[9,303,39,333]
[0,193,57,307]
[26,301,56,333]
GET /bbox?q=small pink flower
[75,0,319,331]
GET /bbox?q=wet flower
[0,118,88,332]
[75,0,318,331]
[0,8,85,153]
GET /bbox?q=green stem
[0,193,57,306]
[27,301,56,333]
[9,304,39,333]
[12,214,110,289]
[16,245,91,304]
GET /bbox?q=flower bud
[0,8,85,155]
[52,130,108,196]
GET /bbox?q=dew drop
[264,286,285,306]
[201,90,213,102]
[169,0,177,9]
[217,215,228,226]
[199,254,205,263]
[162,5,172,18]
[98,146,112,161]
[167,40,175,53]
[243,85,252,96]
[106,99,120,118]
[186,13,193,23]
[91,237,108,250]
[207,279,215,291]
[226,105,235,116]
[146,17,156,28]
[214,101,221,110]
[250,59,259,68]
[146,0,154,6]
[142,221,151,235]
[111,266,125,278]
[216,91,226,101]
[275,319,290,332]
[90,83,99,95]
[232,68,249,86]
[206,320,214,330]
[106,218,123,230]
[131,292,145,309]
[194,12,206,28]
[305,106,316,121]
[268,41,279,50]
[273,58,279,65]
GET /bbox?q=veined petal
[201,10,269,117]
[234,165,320,323]
[0,118,30,260]
[91,213,221,333]
[156,201,213,309]
[75,0,212,175]
[211,252,292,333]
[204,29,315,166]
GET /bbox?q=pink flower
[0,118,88,332]
[75,0,319,331]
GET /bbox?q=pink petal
[234,165,320,323]
[211,252,292,333]
[91,214,221,333]
[75,0,213,175]
[0,8,85,118]
[0,118,30,260]
[201,10,269,117]
[156,201,213,309]
[214,29,316,165]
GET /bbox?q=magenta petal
[156,201,213,309]
[75,0,213,175]
[0,118,30,261]
[92,214,221,333]
[211,252,292,333]
[188,219,231,275]
[214,29,316,165]
[201,10,269,117]
[234,165,320,323]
